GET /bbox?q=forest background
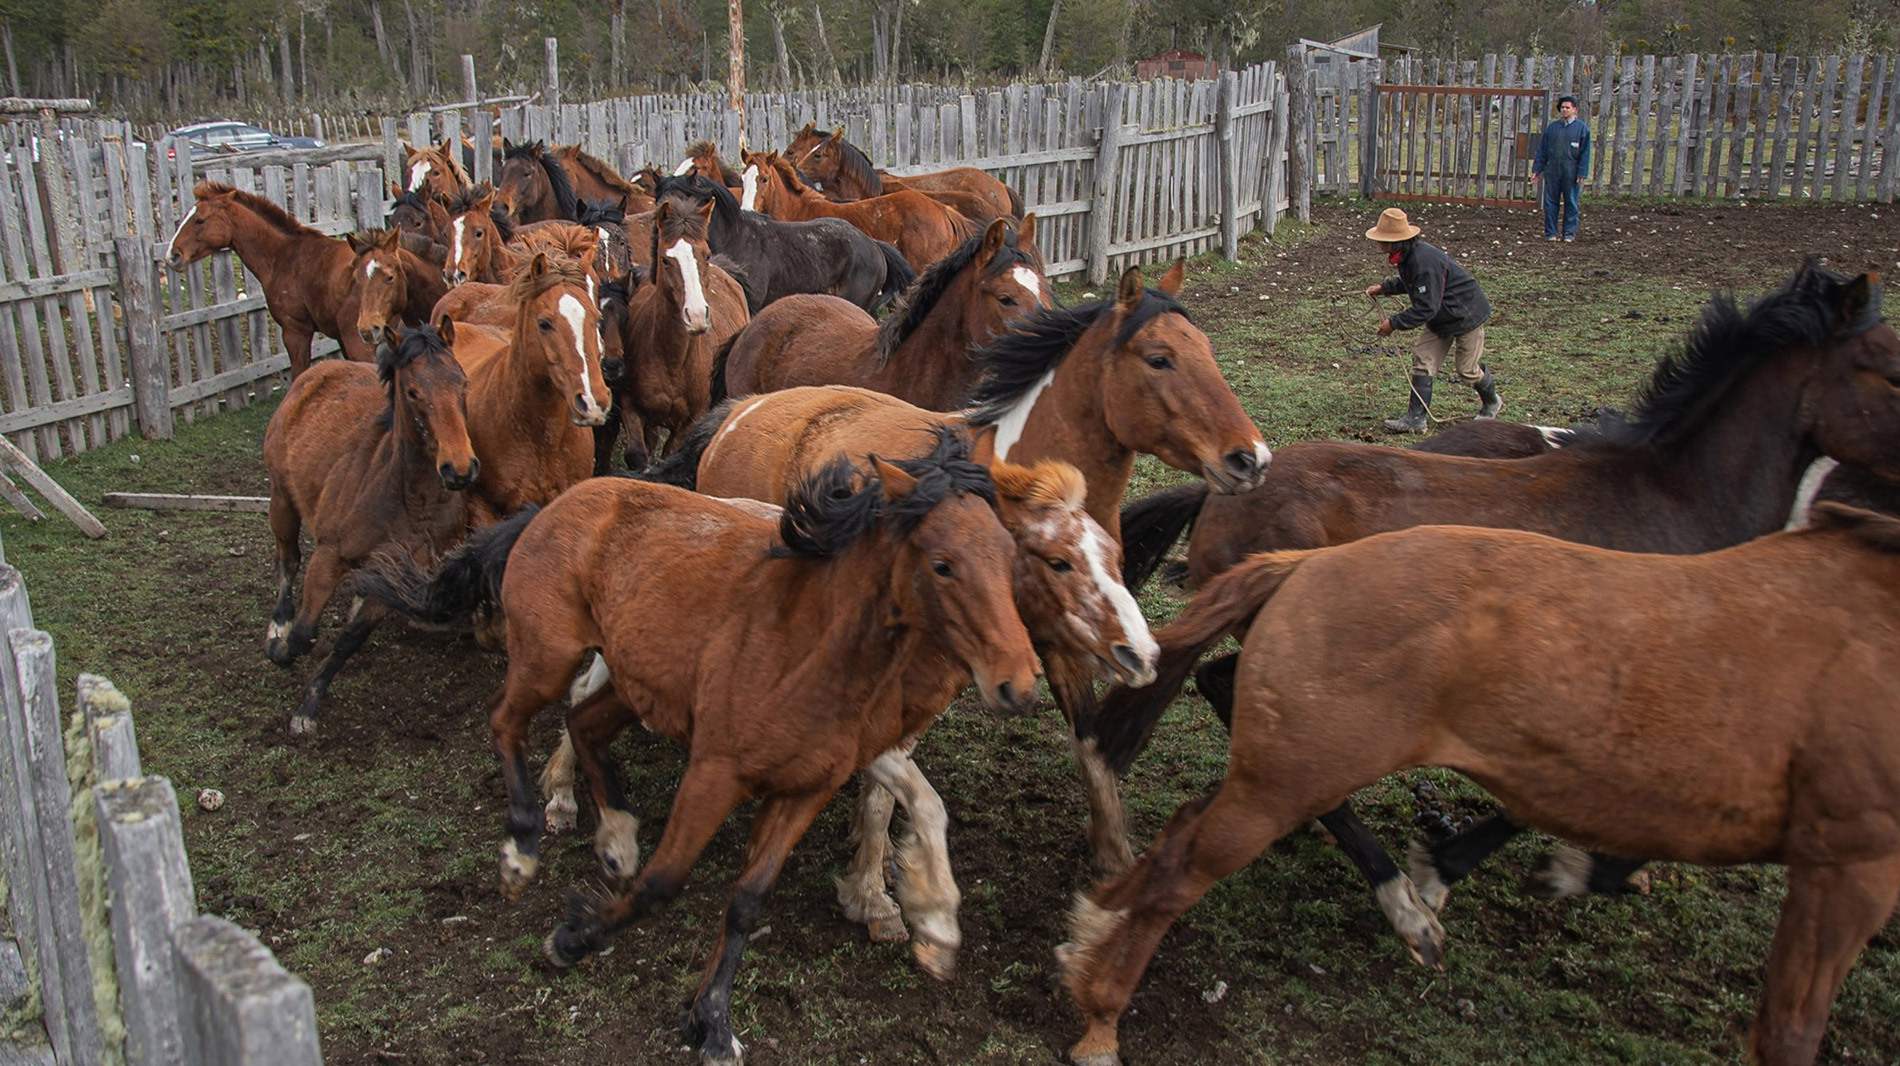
[2,0,1898,124]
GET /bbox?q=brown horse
[263,325,476,735]
[357,430,1038,1064]
[447,253,610,521]
[786,122,1022,220]
[677,139,748,192]
[385,185,453,253]
[403,138,472,203]
[1061,503,1900,1066]
[166,181,371,374]
[742,149,976,271]
[493,138,579,224]
[718,215,1045,406]
[600,199,749,466]
[550,143,652,213]
[344,228,448,350]
[1105,262,1900,966]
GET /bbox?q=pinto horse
[403,138,472,202]
[1063,503,1900,1066]
[494,138,580,224]
[447,253,610,521]
[787,122,1022,220]
[1103,262,1900,967]
[718,215,1045,406]
[263,325,476,735]
[358,430,1038,1064]
[166,181,373,373]
[345,228,448,350]
[742,149,976,271]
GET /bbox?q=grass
[2,196,1898,1065]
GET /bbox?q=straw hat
[1365,207,1421,242]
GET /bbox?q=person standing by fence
[1533,95,1590,242]
[1361,208,1501,433]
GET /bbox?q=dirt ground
[47,195,1900,1066]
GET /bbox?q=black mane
[577,197,626,226]
[830,137,884,196]
[875,225,1039,360]
[771,426,994,556]
[374,324,455,430]
[445,181,515,242]
[1613,260,1877,451]
[962,290,1189,424]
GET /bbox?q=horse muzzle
[1108,643,1159,688]
[570,394,609,427]
[359,324,387,346]
[1203,442,1272,494]
[438,456,479,490]
[444,269,466,287]
[977,673,1038,718]
[600,357,627,383]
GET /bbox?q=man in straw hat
[1361,207,1500,433]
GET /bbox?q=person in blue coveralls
[1533,95,1590,242]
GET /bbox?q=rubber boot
[1383,374,1431,433]
[1474,368,1502,419]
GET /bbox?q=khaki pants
[1410,325,1486,384]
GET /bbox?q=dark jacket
[1378,239,1491,336]
[1533,117,1591,184]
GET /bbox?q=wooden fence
[0,556,322,1065]
[0,62,1289,463]
[1290,50,1900,206]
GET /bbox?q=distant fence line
[0,60,1289,463]
[1291,49,1900,206]
[0,557,321,1065]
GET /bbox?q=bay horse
[403,138,471,202]
[1062,502,1900,1066]
[657,172,911,314]
[166,181,371,373]
[550,143,652,213]
[357,430,1038,1064]
[447,253,610,522]
[344,227,448,351]
[786,122,1022,220]
[385,186,452,255]
[742,149,976,271]
[263,325,476,735]
[493,138,579,224]
[677,139,748,191]
[717,215,1046,406]
[1103,262,1900,967]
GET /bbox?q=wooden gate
[1371,84,1548,206]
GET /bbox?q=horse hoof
[265,639,294,667]
[542,931,581,969]
[543,793,578,834]
[866,914,908,943]
[287,714,317,737]
[1407,840,1452,914]
[697,1036,744,1066]
[498,841,538,899]
[911,935,958,981]
[1527,845,1592,898]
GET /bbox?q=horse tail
[353,506,540,628]
[1005,184,1025,219]
[629,400,733,489]
[708,331,741,407]
[1094,550,1312,775]
[869,240,914,315]
[1119,482,1211,591]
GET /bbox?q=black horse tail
[1118,481,1210,591]
[353,506,540,628]
[628,400,735,490]
[708,330,742,407]
[1094,550,1311,775]
[1005,184,1025,219]
[869,240,913,315]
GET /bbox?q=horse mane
[1804,500,1900,550]
[599,276,630,306]
[1614,260,1871,452]
[770,427,995,557]
[990,458,1086,510]
[656,197,710,245]
[504,140,579,219]
[445,181,490,216]
[675,172,744,229]
[506,252,591,302]
[392,188,431,214]
[345,227,398,254]
[758,153,812,195]
[191,182,311,237]
[963,290,1190,423]
[378,323,452,384]
[577,197,626,226]
[686,140,744,187]
[557,145,640,199]
[874,226,1039,360]
[829,137,883,196]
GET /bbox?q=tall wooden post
[1216,69,1240,259]
[545,37,560,110]
[1285,45,1312,222]
[116,235,173,441]
[728,0,747,148]
[1360,59,1382,199]
[1088,84,1126,284]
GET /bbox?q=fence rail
[0,62,1289,463]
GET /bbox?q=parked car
[164,120,324,160]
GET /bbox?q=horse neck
[881,286,987,408]
[472,299,576,440]
[988,332,1133,535]
[827,161,877,199]
[224,206,324,283]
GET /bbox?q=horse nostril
[1113,644,1145,674]
[995,681,1015,709]
[601,358,625,382]
[1224,447,1261,476]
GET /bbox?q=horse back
[263,361,386,514]
[720,294,877,396]
[696,386,942,503]
[887,167,1016,221]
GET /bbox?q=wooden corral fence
[0,62,1289,464]
[0,553,322,1065]
[1290,50,1900,206]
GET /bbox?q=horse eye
[406,386,422,400]
[474,228,485,238]
[1046,557,1073,573]
[998,294,1016,307]
[930,560,954,578]
[537,317,553,332]
[1146,354,1173,370]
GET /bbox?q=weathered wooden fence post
[1088,83,1126,285]
[1265,70,1291,235]
[1359,59,1381,198]
[1215,69,1240,260]
[381,117,402,191]
[115,236,172,441]
[1285,45,1311,222]
[96,777,194,1066]
[546,38,561,110]
[173,918,321,1066]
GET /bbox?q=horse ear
[695,197,715,224]
[1115,265,1146,312]
[1156,259,1186,294]
[968,425,999,468]
[502,136,516,152]
[1017,212,1037,246]
[438,136,455,156]
[529,252,550,277]
[798,121,815,137]
[1841,271,1882,329]
[379,226,402,250]
[345,231,370,254]
[435,314,457,345]
[829,126,844,143]
[388,180,401,198]
[869,456,919,501]
[979,217,1010,260]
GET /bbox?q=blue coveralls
[1533,115,1590,239]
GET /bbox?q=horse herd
[161,124,1899,1066]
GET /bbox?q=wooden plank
[1726,55,1752,196]
[0,156,57,460]
[0,267,115,301]
[1702,55,1728,197]
[116,235,171,440]
[1771,56,1798,198]
[96,776,196,1066]
[1858,55,1887,200]
[0,383,132,435]
[1807,56,1838,199]
[102,493,270,513]
[1632,55,1655,191]
[1880,58,1900,202]
[173,917,321,1066]
[1087,86,1126,284]
[0,571,61,1060]
[0,435,105,536]
[1835,54,1865,199]
[1749,55,1777,194]
[1673,54,1699,196]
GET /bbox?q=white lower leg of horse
[540,728,580,833]
[836,775,903,938]
[1073,734,1136,879]
[864,750,962,966]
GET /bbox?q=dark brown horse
[743,149,976,271]
[718,215,1046,405]
[357,430,1038,1064]
[447,253,610,522]
[263,325,476,735]
[385,186,453,255]
[786,122,1022,220]
[166,182,371,374]
[1062,503,1900,1066]
[493,139,579,224]
[1106,262,1900,967]
[344,227,448,351]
